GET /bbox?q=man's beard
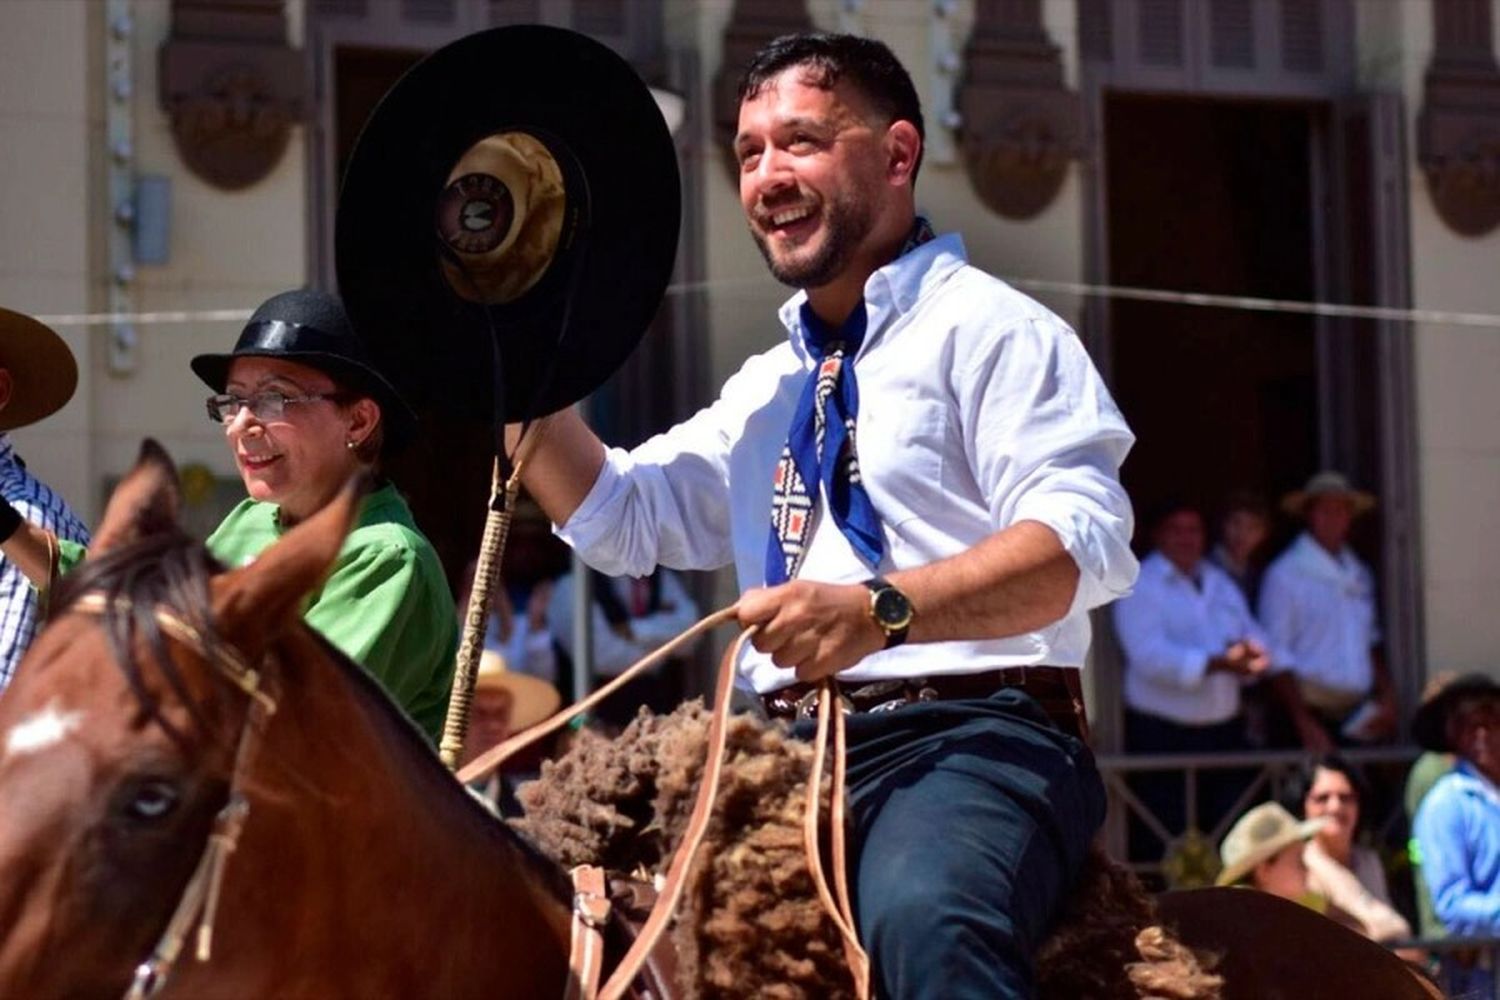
[751,191,875,290]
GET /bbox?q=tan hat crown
[1216,801,1327,887]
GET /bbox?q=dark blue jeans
[797,688,1106,999]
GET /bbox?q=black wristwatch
[863,577,915,649]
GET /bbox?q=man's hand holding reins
[737,580,886,682]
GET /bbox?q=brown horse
[0,443,1446,999]
[0,444,575,998]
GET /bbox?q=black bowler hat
[336,25,681,422]
[1412,672,1500,752]
[190,289,419,447]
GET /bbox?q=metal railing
[1094,745,1419,883]
[1095,746,1500,996]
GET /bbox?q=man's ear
[885,120,922,188]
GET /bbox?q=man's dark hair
[737,32,925,183]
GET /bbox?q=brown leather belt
[760,665,1090,743]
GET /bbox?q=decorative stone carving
[711,0,813,183]
[1418,0,1500,237]
[159,0,307,191]
[956,0,1082,220]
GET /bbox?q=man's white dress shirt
[1113,552,1269,726]
[560,234,1137,694]
[1259,532,1380,708]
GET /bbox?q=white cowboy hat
[1280,471,1376,518]
[474,649,560,733]
[1217,802,1328,887]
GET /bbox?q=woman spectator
[1217,801,1363,932]
[1288,755,1413,944]
[35,290,458,742]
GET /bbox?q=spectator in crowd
[1411,672,1500,996]
[460,649,561,814]
[1217,801,1362,931]
[1261,471,1397,746]
[1286,755,1413,945]
[1404,747,1455,939]
[1113,500,1272,862]
[548,567,701,725]
[1207,490,1271,608]
[0,308,90,689]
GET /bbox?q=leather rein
[65,593,278,1000]
[457,607,872,1000]
[66,593,869,1000]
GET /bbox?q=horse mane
[53,528,231,739]
[51,528,572,906]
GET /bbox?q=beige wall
[111,0,307,504]
[3,0,309,527]
[1402,2,1500,676]
[1,0,103,521]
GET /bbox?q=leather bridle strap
[65,594,278,1000]
[459,604,871,1000]
[565,864,611,1000]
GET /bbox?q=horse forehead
[3,699,87,759]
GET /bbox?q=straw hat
[1216,802,1328,887]
[474,649,560,733]
[1280,471,1376,518]
[0,308,78,432]
[1411,671,1500,752]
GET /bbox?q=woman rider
[7,290,457,742]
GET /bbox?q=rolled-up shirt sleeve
[560,352,781,578]
[957,316,1137,614]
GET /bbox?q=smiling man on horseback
[512,33,1138,999]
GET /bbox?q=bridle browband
[66,593,278,1000]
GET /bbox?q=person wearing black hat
[1411,672,1500,993]
[509,33,1135,1000]
[193,289,455,741]
[38,290,456,742]
[0,308,91,690]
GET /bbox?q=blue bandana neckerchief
[764,217,936,585]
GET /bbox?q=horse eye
[125,780,180,821]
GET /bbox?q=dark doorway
[1105,94,1320,542]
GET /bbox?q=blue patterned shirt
[0,434,89,689]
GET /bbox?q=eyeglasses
[206,391,341,424]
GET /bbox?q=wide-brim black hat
[190,289,419,448]
[0,308,78,432]
[335,24,681,423]
[1412,672,1500,752]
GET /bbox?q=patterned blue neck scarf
[763,217,937,585]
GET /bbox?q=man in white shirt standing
[1113,500,1272,863]
[1260,472,1397,745]
[512,34,1136,998]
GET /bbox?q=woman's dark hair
[1282,754,1370,826]
[736,32,925,183]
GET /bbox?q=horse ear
[210,475,367,652]
[90,439,182,555]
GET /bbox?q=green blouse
[57,484,457,742]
